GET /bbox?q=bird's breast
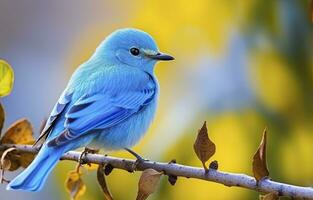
[92,97,158,150]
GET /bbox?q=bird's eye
[130,47,140,56]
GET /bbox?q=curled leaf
[1,119,35,145]
[1,159,11,171]
[259,192,279,200]
[0,60,14,97]
[253,128,269,181]
[0,148,15,168]
[193,121,216,170]
[0,152,35,171]
[65,170,86,200]
[0,158,11,183]
[97,164,114,200]
[0,147,16,182]
[0,103,4,135]
[3,154,20,171]
[136,169,163,200]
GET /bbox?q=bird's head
[92,28,174,73]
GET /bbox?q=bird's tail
[7,145,66,192]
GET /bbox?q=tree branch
[1,144,313,199]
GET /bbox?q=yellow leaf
[136,169,162,200]
[0,60,14,97]
[1,119,35,145]
[97,164,113,200]
[252,128,269,181]
[0,103,4,135]
[65,170,86,200]
[193,121,216,170]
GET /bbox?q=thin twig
[1,144,312,199]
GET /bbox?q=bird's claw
[131,157,148,172]
[78,147,99,166]
[124,148,148,172]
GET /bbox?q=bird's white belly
[91,99,157,150]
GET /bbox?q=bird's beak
[148,52,175,61]
[144,50,174,61]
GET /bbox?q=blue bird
[7,28,174,191]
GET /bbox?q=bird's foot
[78,147,99,166]
[131,157,147,172]
[124,148,148,172]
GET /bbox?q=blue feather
[7,145,66,191]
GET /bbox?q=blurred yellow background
[1,0,313,199]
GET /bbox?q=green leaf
[0,60,14,97]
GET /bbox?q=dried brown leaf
[1,159,11,171]
[259,192,279,200]
[97,164,114,200]
[136,169,163,200]
[0,119,36,171]
[0,103,4,135]
[0,152,35,171]
[19,152,35,168]
[1,147,16,167]
[253,128,269,181]
[0,158,11,183]
[65,170,86,200]
[6,154,22,171]
[1,119,35,145]
[193,121,216,170]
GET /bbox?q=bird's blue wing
[47,85,156,147]
[33,90,73,146]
